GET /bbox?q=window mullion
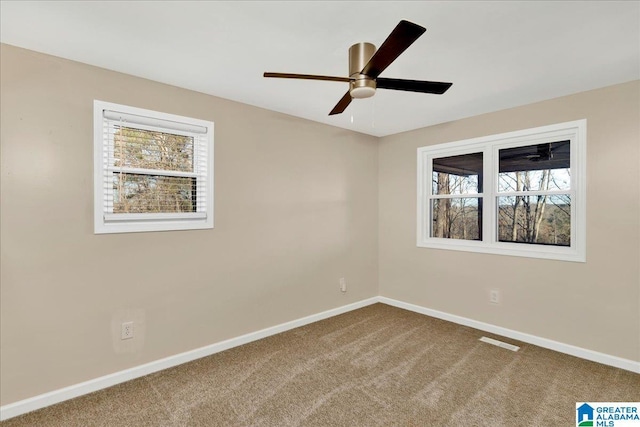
[484,145,495,244]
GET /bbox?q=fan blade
[264,72,350,83]
[329,91,352,115]
[360,20,426,78]
[377,78,452,94]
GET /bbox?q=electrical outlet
[339,277,347,293]
[489,290,500,304]
[121,321,134,340]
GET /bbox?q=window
[94,100,214,234]
[417,120,586,262]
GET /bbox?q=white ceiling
[1,1,638,137]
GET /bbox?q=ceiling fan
[264,20,453,116]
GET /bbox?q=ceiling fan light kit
[349,42,377,99]
[264,20,453,116]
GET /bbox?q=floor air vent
[479,336,520,352]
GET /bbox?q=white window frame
[417,119,586,262]
[94,100,214,234]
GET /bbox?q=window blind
[103,110,208,134]
[101,110,209,221]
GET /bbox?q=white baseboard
[0,297,379,421]
[378,296,640,374]
[3,295,638,421]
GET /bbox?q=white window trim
[94,100,214,234]
[417,119,586,262]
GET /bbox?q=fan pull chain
[371,97,375,129]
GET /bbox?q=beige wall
[0,44,379,405]
[379,80,640,362]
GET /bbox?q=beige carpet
[2,303,638,426]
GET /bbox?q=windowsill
[417,239,585,262]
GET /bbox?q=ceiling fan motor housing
[349,42,376,98]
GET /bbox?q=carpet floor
[2,303,638,426]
